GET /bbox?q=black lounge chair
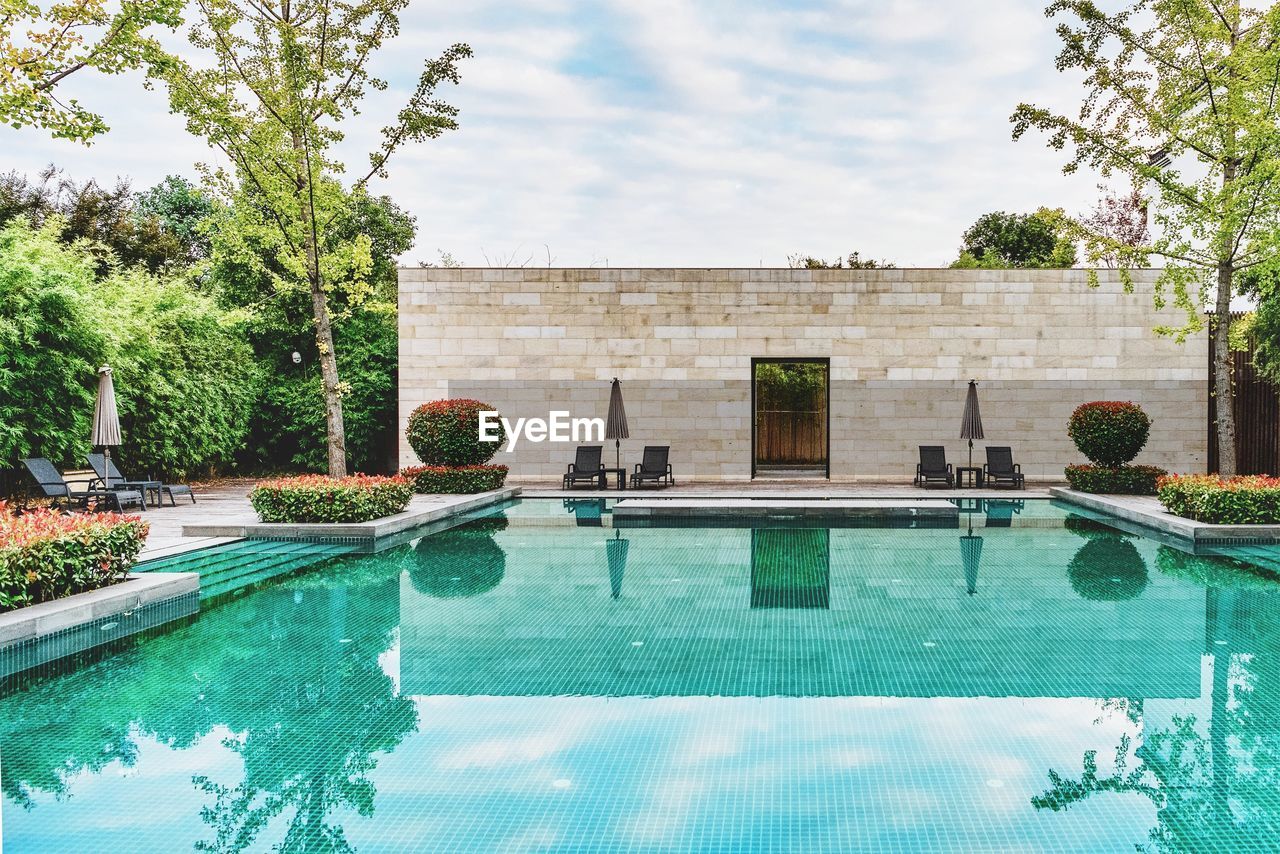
[984,446,1025,489]
[631,446,675,488]
[563,446,605,489]
[20,457,144,512]
[88,453,196,507]
[914,446,954,488]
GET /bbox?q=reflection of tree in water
[1032,574,1280,851]
[406,516,508,597]
[1064,516,1148,601]
[0,549,417,852]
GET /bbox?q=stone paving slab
[181,487,521,543]
[1050,488,1280,544]
[0,571,199,647]
[612,497,960,517]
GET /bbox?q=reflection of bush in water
[1156,546,1280,593]
[1068,537,1149,600]
[408,516,508,597]
[1064,514,1132,541]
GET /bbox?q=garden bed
[1,507,149,613]
[249,474,412,523]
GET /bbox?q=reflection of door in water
[752,359,829,476]
[750,527,830,609]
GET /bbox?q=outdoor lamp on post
[291,351,302,365]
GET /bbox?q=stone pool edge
[0,572,200,678]
[1050,487,1280,544]
[180,486,522,543]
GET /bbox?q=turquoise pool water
[4,498,1280,851]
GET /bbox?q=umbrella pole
[616,438,621,470]
[968,438,973,470]
[104,446,111,490]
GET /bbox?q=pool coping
[179,486,521,543]
[612,498,960,517]
[0,571,199,647]
[1049,487,1280,544]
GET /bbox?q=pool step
[138,539,353,599]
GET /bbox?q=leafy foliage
[1064,464,1166,495]
[951,208,1077,268]
[0,507,148,611]
[0,0,182,142]
[0,218,257,479]
[1157,474,1280,524]
[406,400,506,467]
[1068,401,1151,466]
[786,251,894,269]
[401,465,509,494]
[249,474,411,523]
[0,219,104,467]
[1079,185,1150,268]
[0,167,214,274]
[99,269,260,478]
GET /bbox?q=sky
[1,0,1108,268]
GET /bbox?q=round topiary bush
[406,399,506,466]
[1068,401,1151,467]
[1068,537,1149,601]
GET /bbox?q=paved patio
[136,479,1058,561]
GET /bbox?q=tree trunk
[1214,260,1236,476]
[292,129,348,477]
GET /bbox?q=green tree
[1011,0,1280,476]
[951,208,1078,268]
[153,0,470,477]
[0,0,182,142]
[0,167,212,274]
[210,187,413,473]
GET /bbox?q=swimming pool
[4,498,1280,851]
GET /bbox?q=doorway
[751,358,830,478]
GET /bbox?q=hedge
[248,474,412,523]
[406,399,505,466]
[0,505,149,612]
[1068,401,1151,467]
[1157,474,1280,525]
[1064,464,1166,495]
[401,465,508,494]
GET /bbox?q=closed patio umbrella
[605,378,629,470]
[91,365,122,489]
[960,379,984,470]
[606,529,629,599]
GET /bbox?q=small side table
[955,466,984,488]
[600,467,628,490]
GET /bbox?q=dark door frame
[750,357,831,479]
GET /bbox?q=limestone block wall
[398,268,1208,481]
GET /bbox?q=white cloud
[0,0,1106,267]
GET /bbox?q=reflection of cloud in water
[356,694,1160,852]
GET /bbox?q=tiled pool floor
[4,499,1280,851]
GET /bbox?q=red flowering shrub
[401,465,509,494]
[1065,464,1166,495]
[0,508,149,612]
[1157,474,1280,524]
[248,474,412,523]
[406,399,505,466]
[1068,401,1151,466]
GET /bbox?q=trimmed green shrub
[1068,401,1151,466]
[401,464,508,494]
[1156,474,1280,524]
[0,506,149,612]
[1064,464,1166,495]
[406,399,505,466]
[249,474,412,523]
